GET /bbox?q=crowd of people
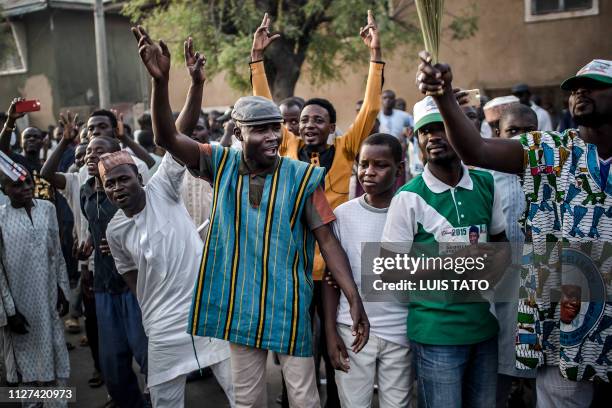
[0,9,610,408]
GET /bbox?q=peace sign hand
[58,111,79,143]
[131,25,171,82]
[184,37,206,85]
[251,13,281,61]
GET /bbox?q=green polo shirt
[381,164,506,345]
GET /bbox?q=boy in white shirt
[324,133,412,407]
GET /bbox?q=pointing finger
[367,9,375,26]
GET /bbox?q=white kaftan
[106,154,230,388]
[0,200,70,383]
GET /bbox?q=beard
[427,153,457,166]
[573,111,608,128]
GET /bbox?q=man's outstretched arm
[416,51,524,175]
[342,10,384,155]
[249,12,297,155]
[175,37,206,136]
[132,26,201,169]
[41,111,79,189]
[0,98,25,154]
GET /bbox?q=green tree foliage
[123,0,477,100]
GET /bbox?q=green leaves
[122,0,478,98]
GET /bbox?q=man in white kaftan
[105,152,233,408]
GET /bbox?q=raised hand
[251,13,281,61]
[184,37,206,85]
[6,97,26,121]
[132,25,171,82]
[360,10,381,61]
[58,111,79,143]
[416,50,453,97]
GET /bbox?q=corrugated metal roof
[1,1,115,17]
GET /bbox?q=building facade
[0,0,146,128]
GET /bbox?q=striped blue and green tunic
[188,145,325,356]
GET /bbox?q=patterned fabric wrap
[516,129,612,382]
[188,145,325,356]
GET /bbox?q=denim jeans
[95,291,148,408]
[412,336,498,408]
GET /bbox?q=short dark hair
[279,97,304,110]
[499,104,538,127]
[137,129,155,149]
[362,133,403,163]
[469,225,480,235]
[90,109,118,128]
[382,89,396,98]
[90,135,121,153]
[303,98,337,124]
[137,112,152,131]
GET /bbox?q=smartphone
[15,99,41,113]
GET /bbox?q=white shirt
[106,154,230,387]
[378,109,414,140]
[333,196,409,347]
[531,102,553,131]
[480,121,493,138]
[59,170,89,244]
[181,172,212,239]
[407,136,424,178]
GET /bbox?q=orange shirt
[250,60,384,279]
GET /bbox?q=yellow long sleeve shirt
[250,60,384,279]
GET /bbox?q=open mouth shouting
[113,191,130,205]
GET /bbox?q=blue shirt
[80,178,127,294]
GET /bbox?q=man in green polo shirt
[381,96,510,408]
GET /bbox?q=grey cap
[231,96,283,126]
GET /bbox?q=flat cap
[231,96,283,126]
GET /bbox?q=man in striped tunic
[133,26,369,408]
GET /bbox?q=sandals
[64,318,81,334]
[88,371,104,388]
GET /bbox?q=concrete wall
[0,11,56,126]
[167,0,612,130]
[0,9,144,128]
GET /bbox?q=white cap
[483,96,520,111]
[483,96,520,123]
[561,59,612,90]
[413,96,442,133]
